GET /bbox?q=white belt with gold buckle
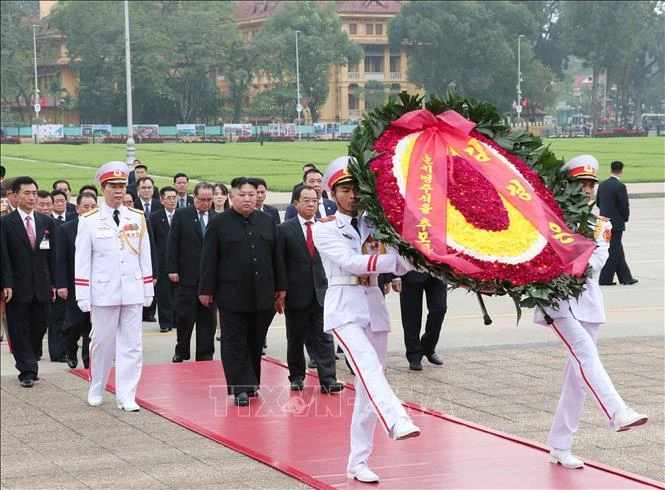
[329,275,378,286]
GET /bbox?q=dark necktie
[144,202,150,216]
[199,212,206,236]
[113,209,120,226]
[305,221,315,258]
[57,215,64,222]
[350,217,360,236]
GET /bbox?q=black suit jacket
[0,210,56,302]
[176,195,194,208]
[149,207,172,278]
[262,204,281,224]
[65,202,76,214]
[199,209,286,312]
[166,206,215,287]
[277,217,327,309]
[55,217,87,325]
[597,176,630,232]
[127,182,160,201]
[284,198,337,221]
[134,197,163,216]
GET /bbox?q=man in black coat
[597,160,637,286]
[133,176,163,217]
[199,177,286,407]
[0,177,57,387]
[167,182,216,362]
[150,186,178,333]
[55,191,98,369]
[249,177,281,224]
[126,164,159,201]
[285,169,337,220]
[277,185,343,393]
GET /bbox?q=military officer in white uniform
[534,155,647,469]
[312,156,420,484]
[75,161,154,411]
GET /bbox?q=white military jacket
[534,217,612,325]
[313,211,412,332]
[75,203,154,306]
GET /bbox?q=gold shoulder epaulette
[82,208,99,217]
[318,215,335,223]
[128,207,144,214]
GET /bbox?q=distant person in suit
[133,176,163,217]
[1,176,57,388]
[167,182,216,362]
[51,189,71,222]
[199,176,286,407]
[127,159,141,186]
[127,164,159,200]
[56,191,98,369]
[174,173,194,208]
[250,177,281,224]
[285,168,336,220]
[122,192,135,208]
[35,189,53,217]
[212,182,230,213]
[597,160,637,286]
[277,185,343,393]
[78,184,99,197]
[150,186,177,333]
[52,179,76,214]
[291,164,329,201]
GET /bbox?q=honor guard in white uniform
[75,161,154,411]
[533,155,647,469]
[312,156,420,484]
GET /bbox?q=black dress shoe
[426,353,443,365]
[20,379,34,388]
[599,281,617,286]
[51,357,67,363]
[172,354,184,363]
[409,360,423,371]
[159,326,172,333]
[622,279,638,285]
[321,382,344,394]
[143,316,157,322]
[248,388,259,398]
[66,358,78,369]
[290,378,304,391]
[234,392,249,406]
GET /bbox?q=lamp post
[295,30,302,140]
[516,34,525,126]
[32,24,40,143]
[124,1,136,167]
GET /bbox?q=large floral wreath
[348,93,596,315]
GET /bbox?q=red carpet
[72,359,662,489]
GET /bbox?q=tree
[223,38,256,123]
[252,1,361,122]
[363,81,387,111]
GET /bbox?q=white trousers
[332,324,408,469]
[89,304,143,404]
[547,317,624,451]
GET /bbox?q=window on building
[390,54,401,73]
[348,84,359,110]
[366,24,374,35]
[349,23,357,34]
[375,24,383,35]
[364,47,384,73]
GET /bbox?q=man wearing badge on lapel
[312,156,420,484]
[75,161,154,411]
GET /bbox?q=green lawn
[1,136,663,193]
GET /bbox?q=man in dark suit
[174,173,194,208]
[133,176,163,216]
[55,191,98,369]
[277,185,343,393]
[597,160,637,286]
[51,189,73,223]
[249,177,281,224]
[127,164,160,201]
[150,186,178,333]
[1,176,57,387]
[199,177,286,407]
[167,182,216,362]
[53,179,76,214]
[285,169,336,220]
[291,164,329,202]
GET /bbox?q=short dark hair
[76,191,97,205]
[194,182,214,196]
[303,163,316,171]
[294,184,318,201]
[248,177,267,189]
[173,172,188,183]
[133,159,141,165]
[12,176,37,194]
[134,164,148,172]
[0,165,5,178]
[136,176,155,187]
[52,179,71,191]
[37,189,52,201]
[159,185,176,197]
[78,184,98,196]
[51,189,68,201]
[230,177,255,190]
[610,161,624,173]
[303,168,322,182]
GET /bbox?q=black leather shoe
[51,357,67,363]
[234,392,249,406]
[66,358,78,369]
[290,378,304,391]
[426,353,443,365]
[20,379,34,388]
[409,360,423,371]
[321,382,344,394]
[248,388,258,398]
[172,355,184,363]
[159,327,172,333]
[622,279,638,285]
[599,281,617,286]
[143,316,157,322]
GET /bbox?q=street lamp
[517,34,525,125]
[32,24,40,143]
[124,0,136,166]
[295,30,302,141]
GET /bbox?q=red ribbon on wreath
[392,109,595,276]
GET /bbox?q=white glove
[143,296,153,308]
[77,300,91,313]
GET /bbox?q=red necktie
[25,216,36,250]
[305,221,315,258]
